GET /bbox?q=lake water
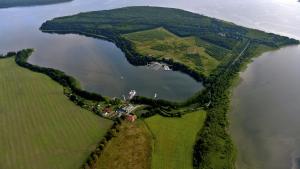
[0,0,204,101]
[231,45,300,169]
[1,0,300,168]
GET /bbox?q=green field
[145,111,206,169]
[0,57,112,169]
[96,121,152,169]
[0,0,72,8]
[123,28,219,76]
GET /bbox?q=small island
[0,0,72,8]
[39,6,299,169]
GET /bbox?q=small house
[103,107,112,114]
[126,114,137,122]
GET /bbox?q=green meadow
[145,111,206,169]
[96,121,152,169]
[0,57,112,169]
[123,28,219,76]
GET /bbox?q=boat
[128,90,136,100]
[163,65,171,71]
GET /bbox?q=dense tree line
[0,51,16,58]
[131,96,177,108]
[140,106,182,118]
[81,119,122,169]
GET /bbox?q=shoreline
[3,41,298,169]
[40,26,299,169]
[192,41,299,169]
[0,0,298,168]
[228,44,300,169]
[41,29,206,83]
[21,6,300,167]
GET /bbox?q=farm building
[126,114,137,122]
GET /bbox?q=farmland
[123,28,219,76]
[145,111,206,169]
[0,57,112,169]
[95,121,152,169]
[36,6,299,169]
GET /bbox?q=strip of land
[0,57,112,169]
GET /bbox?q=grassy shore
[0,57,112,169]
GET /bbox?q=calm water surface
[1,0,300,168]
[231,46,300,169]
[0,0,205,101]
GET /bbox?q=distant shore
[0,0,72,9]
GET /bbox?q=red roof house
[126,114,137,122]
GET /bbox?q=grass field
[145,110,206,169]
[0,57,112,169]
[123,28,219,76]
[96,121,152,169]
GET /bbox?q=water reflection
[231,46,300,169]
[0,0,204,101]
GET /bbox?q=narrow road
[231,40,251,66]
[206,40,251,107]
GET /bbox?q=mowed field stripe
[0,57,112,169]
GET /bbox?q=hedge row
[81,119,122,169]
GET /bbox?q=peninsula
[4,6,298,169]
[40,6,299,169]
